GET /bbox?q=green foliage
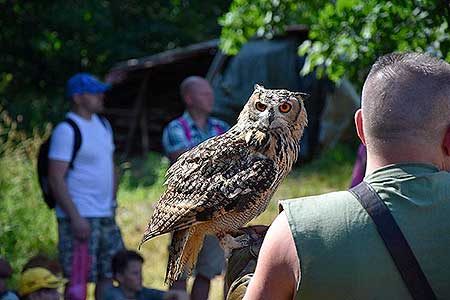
[119,152,169,192]
[220,0,450,87]
[219,1,320,55]
[0,107,57,283]
[0,1,231,131]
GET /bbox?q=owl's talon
[237,227,259,239]
[219,233,251,259]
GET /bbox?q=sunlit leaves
[220,0,450,88]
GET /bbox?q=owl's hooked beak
[260,109,275,130]
[262,108,275,130]
[268,109,275,124]
[245,129,270,148]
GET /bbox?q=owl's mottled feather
[140,84,308,284]
[142,135,277,241]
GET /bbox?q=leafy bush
[220,0,450,87]
[119,152,169,190]
[1,1,231,131]
[0,106,58,284]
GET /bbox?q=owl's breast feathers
[142,133,278,241]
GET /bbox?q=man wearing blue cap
[48,73,124,300]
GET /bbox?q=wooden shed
[104,39,222,157]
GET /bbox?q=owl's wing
[165,133,248,184]
[142,134,277,240]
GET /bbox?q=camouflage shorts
[57,217,124,282]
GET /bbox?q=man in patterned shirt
[162,76,230,300]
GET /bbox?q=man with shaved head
[360,53,450,169]
[162,76,230,300]
[163,76,229,162]
[224,52,450,300]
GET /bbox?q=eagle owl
[140,84,308,284]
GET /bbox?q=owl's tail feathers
[165,227,206,285]
[139,222,169,250]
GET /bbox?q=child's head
[18,267,64,300]
[111,250,144,293]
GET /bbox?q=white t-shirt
[48,112,115,218]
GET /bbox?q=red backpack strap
[177,116,192,142]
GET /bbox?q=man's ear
[442,126,450,156]
[183,94,192,107]
[355,109,366,145]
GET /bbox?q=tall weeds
[0,106,57,283]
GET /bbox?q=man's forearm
[48,176,80,220]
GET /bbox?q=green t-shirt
[280,163,450,300]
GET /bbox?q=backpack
[37,118,81,209]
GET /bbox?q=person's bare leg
[95,278,112,300]
[191,275,210,300]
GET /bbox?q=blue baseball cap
[66,73,111,97]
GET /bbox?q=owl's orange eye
[255,102,267,112]
[279,103,292,113]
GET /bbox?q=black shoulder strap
[98,115,113,136]
[98,115,108,129]
[350,182,437,300]
[64,118,82,169]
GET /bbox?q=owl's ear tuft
[293,92,310,101]
[254,84,265,91]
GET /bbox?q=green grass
[0,107,356,299]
